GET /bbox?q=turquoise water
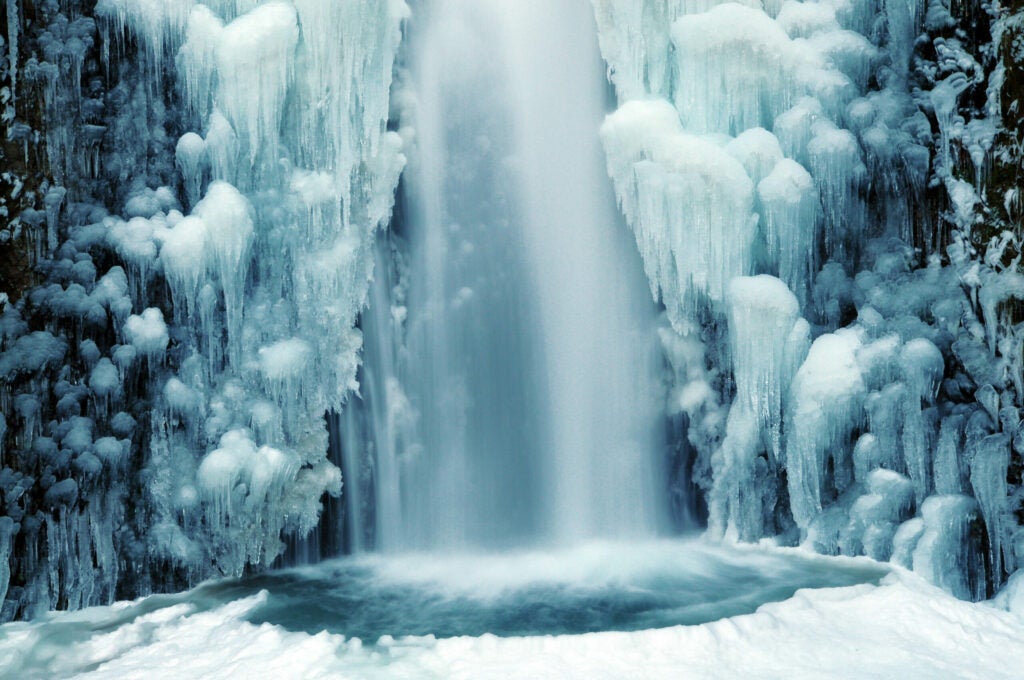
[194,540,887,639]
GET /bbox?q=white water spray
[346,0,666,549]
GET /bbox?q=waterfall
[343,0,666,550]
[2,0,1020,622]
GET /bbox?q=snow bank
[2,559,1023,679]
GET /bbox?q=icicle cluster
[594,0,1023,600]
[96,0,407,576]
[0,0,406,618]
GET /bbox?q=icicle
[900,339,944,504]
[601,99,757,322]
[912,495,985,601]
[0,517,14,610]
[971,434,1013,581]
[934,414,966,495]
[843,468,914,560]
[43,187,66,253]
[807,119,867,261]
[190,180,253,363]
[176,4,223,124]
[726,128,784,186]
[672,5,801,134]
[786,328,866,529]
[758,158,818,303]
[215,2,298,164]
[96,0,195,76]
[727,275,804,452]
[175,132,207,209]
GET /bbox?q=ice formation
[1,0,405,617]
[710,275,807,539]
[594,0,1024,601]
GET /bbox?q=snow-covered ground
[1,540,1022,679]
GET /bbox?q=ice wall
[593,0,1023,599]
[0,0,405,618]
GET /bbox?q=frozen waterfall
[1,0,1023,624]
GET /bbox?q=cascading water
[342,0,666,550]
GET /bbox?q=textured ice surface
[591,0,1023,601]
[0,0,408,615]
[128,0,404,577]
[711,275,807,539]
[597,0,873,325]
[601,98,757,319]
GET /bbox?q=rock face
[989,3,1024,241]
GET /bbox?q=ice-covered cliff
[0,0,405,618]
[595,0,1024,599]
